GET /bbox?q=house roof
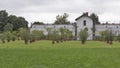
[75,12,92,21]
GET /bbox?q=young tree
[11,31,18,41]
[59,28,73,41]
[0,33,6,43]
[117,34,120,42]
[79,29,88,44]
[45,27,52,40]
[59,27,65,42]
[11,34,16,41]
[19,28,30,44]
[4,31,12,42]
[90,13,100,39]
[100,30,114,44]
[64,29,73,41]
[51,29,60,44]
[30,30,44,43]
[99,30,107,41]
[108,31,114,44]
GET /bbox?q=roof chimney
[83,12,88,16]
[85,12,88,16]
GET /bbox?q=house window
[116,26,118,28]
[64,26,66,28]
[83,20,86,26]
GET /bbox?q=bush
[79,29,88,44]
[4,31,12,42]
[51,30,60,44]
[117,34,120,42]
[19,28,30,44]
[30,30,44,42]
[0,33,6,43]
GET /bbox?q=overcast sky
[1,0,120,25]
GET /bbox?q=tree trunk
[107,40,109,44]
[12,38,15,41]
[2,40,5,43]
[56,40,59,43]
[7,39,10,42]
[24,39,28,44]
[60,38,63,42]
[109,41,113,45]
[30,40,32,43]
[81,41,85,45]
[52,40,55,44]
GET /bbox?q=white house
[75,12,93,40]
[30,12,120,40]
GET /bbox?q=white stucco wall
[30,24,75,36]
[76,16,93,40]
[95,24,120,36]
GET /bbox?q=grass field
[0,40,120,68]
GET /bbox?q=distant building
[30,12,120,40]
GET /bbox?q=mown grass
[0,40,120,68]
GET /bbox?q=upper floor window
[83,20,86,26]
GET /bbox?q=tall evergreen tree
[90,13,100,39]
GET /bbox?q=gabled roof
[75,12,92,21]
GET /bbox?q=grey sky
[1,0,120,24]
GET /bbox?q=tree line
[1,10,113,45]
[0,10,28,33]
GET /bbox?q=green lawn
[0,40,120,68]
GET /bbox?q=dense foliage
[54,13,71,24]
[19,28,30,44]
[0,10,28,32]
[79,29,88,44]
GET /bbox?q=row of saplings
[0,28,73,44]
[77,28,120,45]
[94,30,120,45]
[0,27,119,45]
[0,31,16,43]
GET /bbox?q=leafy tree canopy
[54,13,71,24]
[90,13,100,24]
[33,21,44,25]
[4,23,13,32]
[0,10,28,32]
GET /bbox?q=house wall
[76,16,93,40]
[95,24,120,36]
[30,24,75,36]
